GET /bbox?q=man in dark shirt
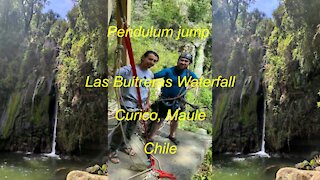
[147,53,198,145]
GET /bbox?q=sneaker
[167,136,180,145]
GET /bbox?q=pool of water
[0,152,105,180]
[213,153,307,180]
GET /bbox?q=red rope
[122,24,176,180]
[122,24,143,110]
[116,0,176,179]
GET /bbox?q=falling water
[44,99,59,158]
[250,101,270,158]
[31,78,42,112]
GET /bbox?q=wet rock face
[0,29,108,154]
[265,74,320,152]
[213,36,265,153]
[213,75,262,153]
[0,38,58,153]
[0,73,55,152]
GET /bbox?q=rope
[109,1,177,179]
[109,45,146,170]
[109,30,146,169]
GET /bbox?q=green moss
[212,93,229,141]
[32,96,50,125]
[2,92,21,138]
[239,94,257,125]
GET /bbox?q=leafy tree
[188,0,211,22]
[19,0,48,35]
[150,0,184,29]
[225,0,255,33]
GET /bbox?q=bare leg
[169,120,178,138]
[148,119,163,140]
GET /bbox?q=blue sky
[43,0,280,20]
[43,0,74,19]
[249,0,280,18]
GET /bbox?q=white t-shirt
[116,65,153,110]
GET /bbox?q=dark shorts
[151,99,185,119]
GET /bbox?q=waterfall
[250,100,270,158]
[261,101,267,153]
[31,78,42,112]
[44,98,59,158]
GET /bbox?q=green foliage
[262,0,320,151]
[78,0,108,30]
[272,5,285,28]
[132,37,179,72]
[71,34,88,57]
[188,0,211,23]
[61,28,73,51]
[54,0,108,153]
[150,0,185,29]
[67,7,79,29]
[192,147,213,180]
[284,0,320,29]
[86,164,108,176]
[176,87,212,134]
[256,19,274,43]
[34,10,60,36]
[178,120,198,133]
[245,9,265,34]
[57,57,80,96]
[48,20,68,44]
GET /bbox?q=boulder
[66,170,108,180]
[276,167,320,180]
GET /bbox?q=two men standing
[108,51,197,163]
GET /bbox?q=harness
[156,68,191,112]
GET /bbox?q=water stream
[44,98,59,158]
[250,100,270,158]
[31,78,42,112]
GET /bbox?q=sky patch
[43,0,74,19]
[249,0,280,18]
